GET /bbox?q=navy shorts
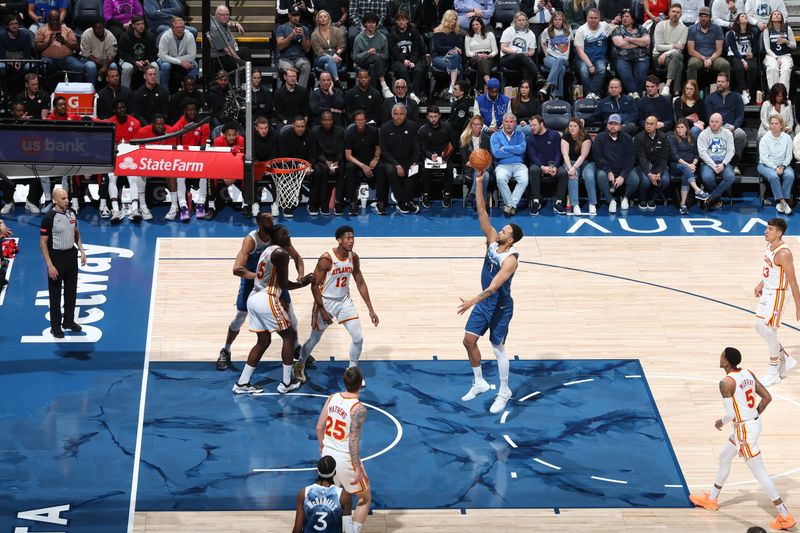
[464,298,513,346]
[236,279,291,311]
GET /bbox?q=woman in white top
[759,83,795,138]
[758,114,795,214]
[539,11,572,98]
[762,9,796,90]
[499,11,540,82]
[464,16,498,92]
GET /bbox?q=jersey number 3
[745,388,756,408]
[325,416,347,440]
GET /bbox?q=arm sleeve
[788,26,796,49]
[722,397,736,424]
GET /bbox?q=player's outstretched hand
[321,308,334,325]
[369,309,379,326]
[456,297,473,315]
[301,273,314,286]
[475,170,484,184]
[714,418,724,431]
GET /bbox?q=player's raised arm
[457,254,518,315]
[352,253,379,326]
[273,249,313,292]
[312,254,334,325]
[474,171,498,244]
[776,248,800,320]
[291,488,305,533]
[286,242,306,279]
[232,236,256,279]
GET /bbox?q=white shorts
[312,296,359,331]
[321,446,369,495]
[247,290,292,333]
[756,288,787,328]
[730,417,762,460]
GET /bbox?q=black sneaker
[530,201,541,216]
[204,207,217,220]
[442,193,452,208]
[277,377,302,394]
[421,194,432,209]
[334,202,344,216]
[50,327,65,338]
[242,204,252,218]
[307,205,319,216]
[349,201,359,216]
[553,202,566,215]
[62,322,82,332]
[284,207,294,218]
[638,200,647,210]
[647,200,656,211]
[397,203,409,214]
[406,202,420,214]
[216,348,231,370]
[320,206,330,215]
[374,201,387,215]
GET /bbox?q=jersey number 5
[745,388,756,409]
[256,262,266,280]
[325,416,347,440]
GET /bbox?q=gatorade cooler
[53,82,97,117]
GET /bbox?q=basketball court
[2,204,800,532]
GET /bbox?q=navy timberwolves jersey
[245,229,270,271]
[480,241,519,306]
[303,483,343,533]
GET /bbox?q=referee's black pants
[48,248,78,329]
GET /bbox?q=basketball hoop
[264,157,311,213]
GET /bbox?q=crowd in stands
[0,0,799,221]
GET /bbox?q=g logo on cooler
[119,156,138,170]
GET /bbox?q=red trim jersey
[322,393,361,454]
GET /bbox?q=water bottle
[358,183,369,209]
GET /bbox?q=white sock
[170,194,178,208]
[99,199,107,209]
[777,503,790,517]
[348,359,358,369]
[282,364,292,384]
[239,363,256,385]
[472,365,483,382]
[712,441,737,498]
[353,523,363,533]
[746,454,781,501]
[177,179,188,208]
[208,200,216,209]
[493,344,509,391]
[300,327,324,364]
[343,318,364,362]
[112,200,119,211]
[223,342,232,352]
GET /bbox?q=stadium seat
[541,99,571,131]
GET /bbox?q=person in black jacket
[274,66,310,126]
[378,102,421,214]
[345,110,383,215]
[242,68,273,125]
[131,65,170,124]
[118,15,158,88]
[381,78,420,122]
[448,79,473,134]
[634,115,671,210]
[277,116,317,217]
[419,105,457,208]
[390,10,426,100]
[345,69,383,123]
[251,116,279,216]
[310,111,346,214]
[168,75,206,123]
[417,0,454,34]
[96,66,133,119]
[309,71,346,126]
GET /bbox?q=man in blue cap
[593,113,639,213]
[473,77,510,134]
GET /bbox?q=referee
[39,189,86,338]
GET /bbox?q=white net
[266,159,310,209]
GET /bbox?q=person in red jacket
[169,98,210,222]
[103,99,141,223]
[129,113,175,222]
[197,121,243,220]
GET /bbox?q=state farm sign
[115,143,244,179]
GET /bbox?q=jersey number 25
[325,416,347,440]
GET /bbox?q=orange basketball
[469,148,492,172]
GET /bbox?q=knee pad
[229,310,247,332]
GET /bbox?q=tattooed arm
[349,403,367,484]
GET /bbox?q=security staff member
[39,189,87,338]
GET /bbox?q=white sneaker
[761,370,781,387]
[777,202,785,214]
[409,92,420,104]
[629,92,640,99]
[734,166,741,176]
[489,388,513,414]
[572,205,582,215]
[0,203,12,215]
[589,204,597,215]
[660,85,671,97]
[140,205,153,221]
[165,205,178,220]
[621,197,629,210]
[25,201,40,214]
[784,203,792,215]
[587,92,600,100]
[741,92,751,105]
[608,199,617,213]
[110,209,123,224]
[277,378,302,394]
[461,379,490,401]
[780,354,798,378]
[252,203,260,217]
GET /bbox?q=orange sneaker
[770,514,796,530]
[689,492,719,511]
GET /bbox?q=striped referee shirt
[40,207,77,251]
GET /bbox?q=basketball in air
[469,148,492,172]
